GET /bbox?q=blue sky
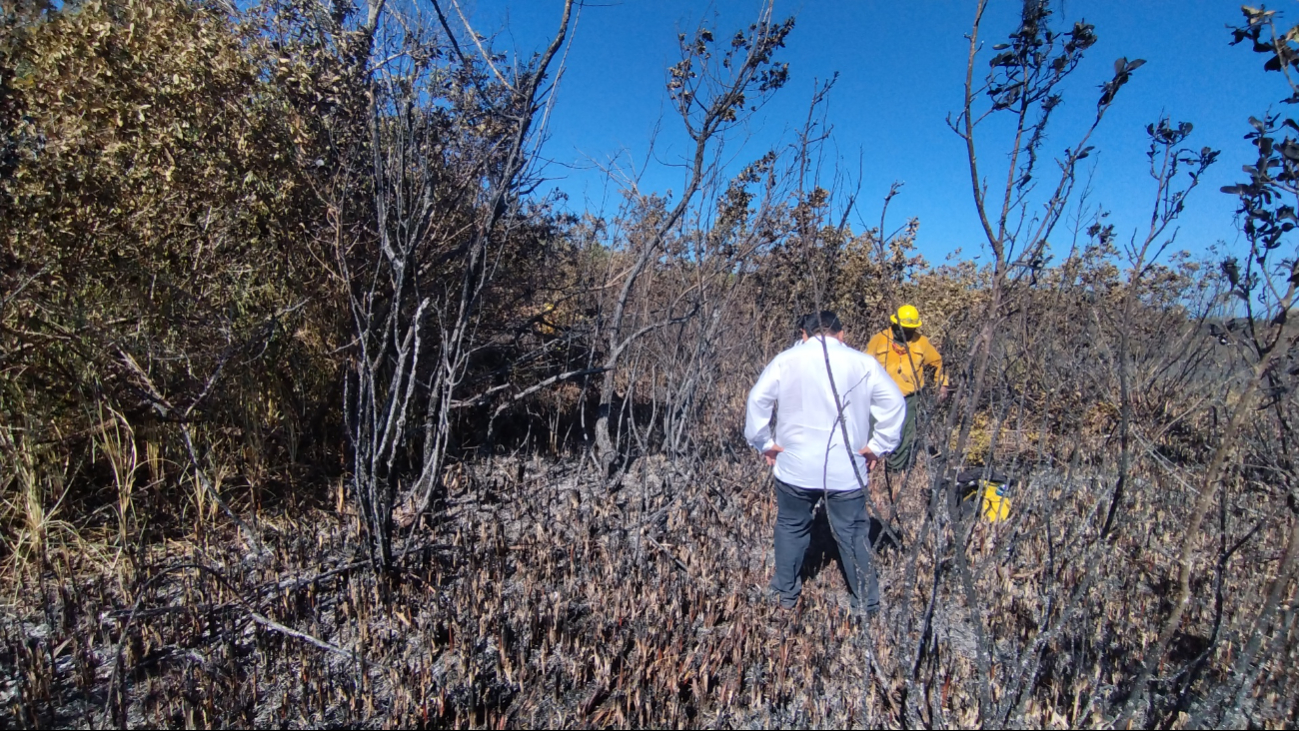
[461,0,1291,266]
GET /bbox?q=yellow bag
[978,480,1010,523]
[953,470,1013,523]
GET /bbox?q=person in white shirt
[744,311,906,613]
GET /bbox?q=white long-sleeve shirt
[744,336,906,491]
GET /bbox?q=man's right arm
[744,357,781,453]
[923,338,948,387]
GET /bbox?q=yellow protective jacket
[866,329,948,396]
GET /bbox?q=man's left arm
[864,368,907,457]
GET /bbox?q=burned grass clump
[4,452,1298,728]
[0,457,892,727]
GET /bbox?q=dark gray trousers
[771,478,880,609]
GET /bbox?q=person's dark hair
[800,310,843,336]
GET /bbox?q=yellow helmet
[890,304,922,328]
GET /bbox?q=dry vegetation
[3,0,1299,728]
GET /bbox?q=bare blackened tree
[911,1,1146,723]
[331,0,575,568]
[653,153,787,459]
[1119,7,1299,725]
[946,0,1140,467]
[589,5,794,478]
[1098,120,1217,540]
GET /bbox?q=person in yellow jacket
[866,305,948,472]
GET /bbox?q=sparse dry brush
[4,0,1299,728]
